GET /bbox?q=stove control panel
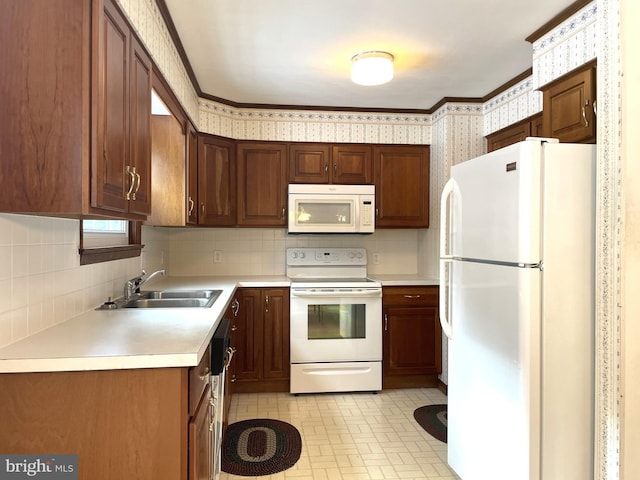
[287,247,367,266]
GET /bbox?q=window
[79,220,142,265]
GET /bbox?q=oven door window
[307,304,366,339]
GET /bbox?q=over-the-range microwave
[288,184,375,234]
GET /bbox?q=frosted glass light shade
[351,51,394,86]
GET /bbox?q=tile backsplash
[162,227,425,277]
[0,214,143,348]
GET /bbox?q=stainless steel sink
[98,289,222,309]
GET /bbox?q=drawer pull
[403,294,422,299]
[199,367,210,381]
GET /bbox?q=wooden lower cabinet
[0,346,214,480]
[382,286,442,389]
[231,287,290,393]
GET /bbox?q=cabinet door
[373,145,430,227]
[237,143,287,226]
[262,288,290,381]
[289,144,330,183]
[186,125,199,225]
[128,35,152,216]
[331,145,373,184]
[0,0,89,214]
[93,0,131,214]
[233,289,263,383]
[486,121,531,153]
[188,385,213,480]
[383,306,441,376]
[198,134,236,226]
[542,63,596,143]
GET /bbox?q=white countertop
[0,274,435,374]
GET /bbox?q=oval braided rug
[222,418,302,476]
[413,404,448,443]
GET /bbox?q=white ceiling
[162,0,577,111]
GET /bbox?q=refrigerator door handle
[439,178,455,339]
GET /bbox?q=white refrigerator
[439,138,595,480]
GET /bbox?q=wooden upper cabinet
[331,144,373,184]
[0,0,90,214]
[93,0,152,217]
[486,113,542,153]
[0,0,152,219]
[288,143,372,184]
[186,125,199,225]
[237,142,287,226]
[127,35,153,216]
[198,134,236,226]
[541,61,596,143]
[288,144,331,183]
[373,145,430,228]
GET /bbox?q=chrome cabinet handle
[282,207,285,219]
[201,203,205,216]
[231,324,238,332]
[232,298,240,316]
[324,163,328,174]
[125,166,136,200]
[265,295,269,313]
[187,196,195,216]
[403,295,422,299]
[333,163,337,175]
[384,313,388,331]
[593,99,597,116]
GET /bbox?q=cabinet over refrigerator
[439,138,596,480]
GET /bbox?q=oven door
[290,287,382,363]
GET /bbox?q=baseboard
[437,379,448,395]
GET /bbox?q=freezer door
[447,260,541,480]
[449,140,542,264]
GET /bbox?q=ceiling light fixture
[351,51,394,86]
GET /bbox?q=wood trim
[79,220,143,265]
[79,244,144,265]
[482,68,533,101]
[154,0,203,97]
[437,379,448,396]
[525,0,593,43]
[152,0,587,115]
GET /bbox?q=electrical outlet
[213,251,222,263]
[372,253,380,265]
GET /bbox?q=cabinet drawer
[383,286,438,306]
[189,345,211,415]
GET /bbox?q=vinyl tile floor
[220,387,460,480]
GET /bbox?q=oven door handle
[291,289,382,298]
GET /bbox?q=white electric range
[287,247,382,394]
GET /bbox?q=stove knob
[299,252,306,259]
[357,251,363,259]
[291,251,298,259]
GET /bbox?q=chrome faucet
[124,269,166,300]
